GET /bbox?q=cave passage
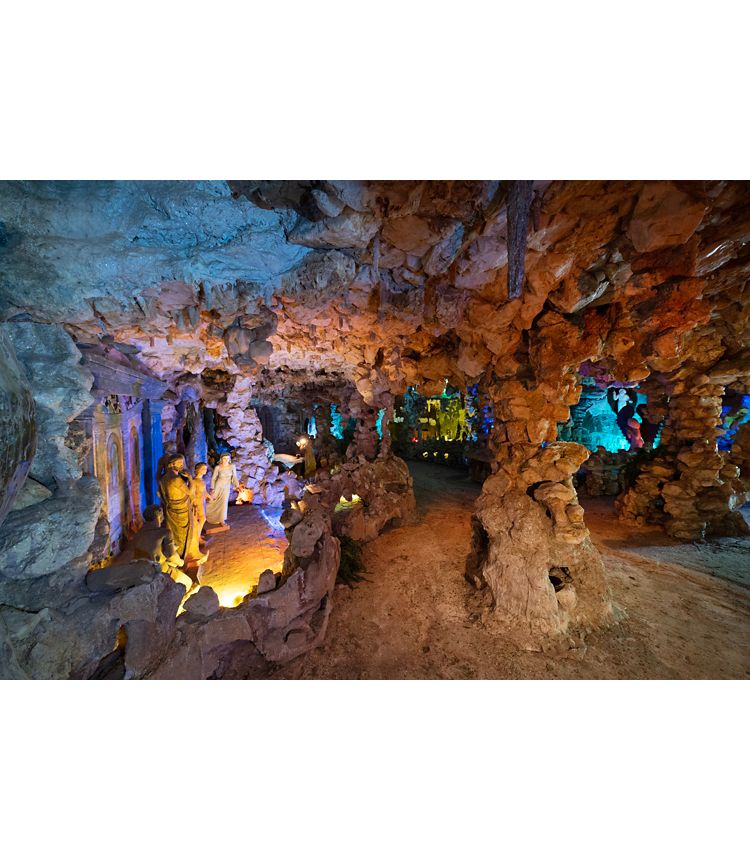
[272,461,750,680]
[1,179,749,680]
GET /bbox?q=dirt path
[274,462,750,679]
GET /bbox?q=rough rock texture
[183,586,221,618]
[1,322,93,486]
[465,443,614,646]
[85,559,161,594]
[148,498,340,678]
[319,455,417,543]
[0,567,184,680]
[1,179,749,675]
[0,328,35,526]
[10,477,52,511]
[0,477,102,580]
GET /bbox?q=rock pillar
[659,374,749,540]
[466,376,614,646]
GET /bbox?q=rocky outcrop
[0,477,102,581]
[1,322,93,487]
[0,328,35,526]
[314,455,417,543]
[0,566,184,680]
[148,496,340,678]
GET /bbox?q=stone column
[658,373,749,540]
[465,375,614,646]
[345,393,379,461]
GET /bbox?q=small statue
[190,462,210,544]
[206,452,241,528]
[132,503,193,591]
[157,454,194,559]
[296,435,317,477]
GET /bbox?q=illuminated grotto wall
[0,328,35,526]
[559,383,640,452]
[0,179,749,675]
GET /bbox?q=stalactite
[506,180,534,299]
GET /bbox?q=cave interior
[1,179,749,680]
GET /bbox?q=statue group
[134,451,248,590]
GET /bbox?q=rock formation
[0,179,748,675]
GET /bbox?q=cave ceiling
[1,179,748,404]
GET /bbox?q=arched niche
[106,432,126,553]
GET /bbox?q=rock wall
[214,378,302,506]
[1,322,94,487]
[0,328,35,526]
[579,448,633,497]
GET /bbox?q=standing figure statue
[297,435,317,478]
[159,454,208,568]
[190,462,210,545]
[206,452,241,528]
[158,454,192,557]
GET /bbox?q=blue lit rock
[2,322,93,486]
[0,328,35,527]
[0,180,309,326]
[0,476,102,580]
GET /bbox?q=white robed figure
[206,453,241,526]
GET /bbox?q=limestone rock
[2,322,93,485]
[256,569,277,594]
[628,181,707,253]
[291,511,326,558]
[10,477,52,511]
[184,586,221,618]
[0,477,102,580]
[0,328,36,527]
[86,559,160,594]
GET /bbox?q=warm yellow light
[444,453,449,459]
[336,493,362,509]
[213,587,248,608]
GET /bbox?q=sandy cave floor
[271,462,750,680]
[198,505,287,607]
